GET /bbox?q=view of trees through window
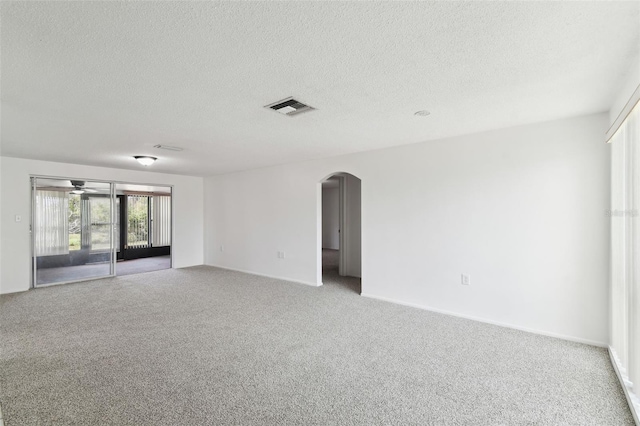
[68,195,112,250]
[90,198,112,250]
[68,194,81,250]
[67,194,159,250]
[127,195,149,248]
[68,194,166,250]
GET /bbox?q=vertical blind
[35,190,69,256]
[152,195,171,247]
[610,100,640,418]
[126,194,171,248]
[34,191,171,255]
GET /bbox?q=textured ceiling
[1,1,639,176]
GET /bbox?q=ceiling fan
[69,180,100,194]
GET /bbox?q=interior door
[32,177,116,287]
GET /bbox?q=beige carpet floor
[0,250,633,425]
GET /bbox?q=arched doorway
[318,172,361,294]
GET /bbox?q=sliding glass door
[32,177,116,286]
[116,187,172,261]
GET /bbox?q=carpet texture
[0,250,633,425]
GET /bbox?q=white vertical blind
[152,195,171,247]
[630,107,640,390]
[35,190,69,256]
[610,101,640,419]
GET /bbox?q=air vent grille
[153,144,183,151]
[265,97,315,116]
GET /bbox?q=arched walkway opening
[318,172,361,294]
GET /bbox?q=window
[34,190,69,256]
[610,100,640,416]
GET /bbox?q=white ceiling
[1,1,639,177]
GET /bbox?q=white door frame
[319,172,361,285]
[338,175,348,276]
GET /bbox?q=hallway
[322,248,360,294]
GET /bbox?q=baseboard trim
[609,347,640,425]
[360,292,607,348]
[205,264,320,287]
[0,287,29,295]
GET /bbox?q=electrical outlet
[277,251,286,259]
[15,215,21,223]
[220,245,224,252]
[461,274,470,285]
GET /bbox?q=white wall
[322,187,339,250]
[0,157,204,294]
[204,113,610,345]
[609,54,640,126]
[343,174,361,278]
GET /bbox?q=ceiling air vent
[153,144,183,152]
[265,97,315,116]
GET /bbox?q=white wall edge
[205,263,321,287]
[606,85,640,142]
[173,262,202,269]
[361,292,608,348]
[609,346,640,425]
[0,288,28,296]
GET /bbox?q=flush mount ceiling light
[265,97,315,116]
[414,110,431,116]
[134,156,157,166]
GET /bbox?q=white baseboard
[609,347,640,425]
[0,287,29,295]
[205,264,320,287]
[360,292,607,348]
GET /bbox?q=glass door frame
[118,191,172,261]
[31,176,116,288]
[30,175,174,289]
